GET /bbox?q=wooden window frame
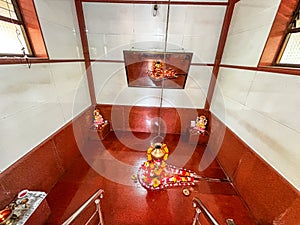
[0,0,48,62]
[259,0,299,69]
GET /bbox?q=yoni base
[188,129,209,145]
[89,123,110,140]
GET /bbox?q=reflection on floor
[45,131,256,225]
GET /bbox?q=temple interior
[0,0,300,225]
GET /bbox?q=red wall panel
[97,104,210,134]
[210,113,300,224]
[0,107,92,209]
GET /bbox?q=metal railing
[192,197,219,225]
[62,189,104,225]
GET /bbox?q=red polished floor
[45,131,256,225]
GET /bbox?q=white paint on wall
[83,3,225,64]
[212,0,300,189]
[92,62,212,108]
[34,0,83,59]
[211,68,300,190]
[0,63,90,172]
[222,0,280,66]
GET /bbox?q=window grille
[0,0,32,56]
[277,2,300,65]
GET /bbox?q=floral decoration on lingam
[137,142,200,190]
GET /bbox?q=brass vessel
[150,143,166,160]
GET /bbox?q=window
[277,2,300,65]
[0,0,32,56]
[259,0,300,72]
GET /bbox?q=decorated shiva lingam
[147,60,177,81]
[137,142,200,190]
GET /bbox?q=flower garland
[147,61,177,81]
[138,143,197,190]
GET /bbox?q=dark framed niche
[124,50,193,89]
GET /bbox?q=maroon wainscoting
[209,113,300,224]
[97,104,210,134]
[0,140,64,208]
[0,106,93,210]
[273,197,300,224]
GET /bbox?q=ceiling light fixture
[153,4,158,17]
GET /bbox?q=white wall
[211,0,300,190]
[0,63,90,172]
[0,0,91,172]
[83,2,226,107]
[83,3,225,63]
[34,0,83,59]
[222,0,280,67]
[92,62,212,108]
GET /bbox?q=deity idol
[93,109,104,129]
[194,115,207,133]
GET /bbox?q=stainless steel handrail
[62,189,104,225]
[192,197,219,225]
[192,206,201,225]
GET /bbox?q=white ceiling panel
[83,3,134,34]
[168,5,226,37]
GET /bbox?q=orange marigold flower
[152,178,161,187]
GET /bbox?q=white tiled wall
[211,68,300,189]
[34,0,83,59]
[168,5,225,63]
[0,0,91,172]
[83,2,223,109]
[83,3,225,64]
[211,0,300,190]
[92,62,212,108]
[0,63,90,172]
[222,0,281,66]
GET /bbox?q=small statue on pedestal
[194,115,208,134]
[93,109,104,129]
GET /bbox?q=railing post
[192,206,201,225]
[192,197,219,225]
[62,189,104,225]
[95,197,104,225]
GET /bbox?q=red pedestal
[89,123,110,140]
[188,128,209,145]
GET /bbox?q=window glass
[277,2,300,65]
[0,0,17,19]
[279,33,300,64]
[0,0,32,56]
